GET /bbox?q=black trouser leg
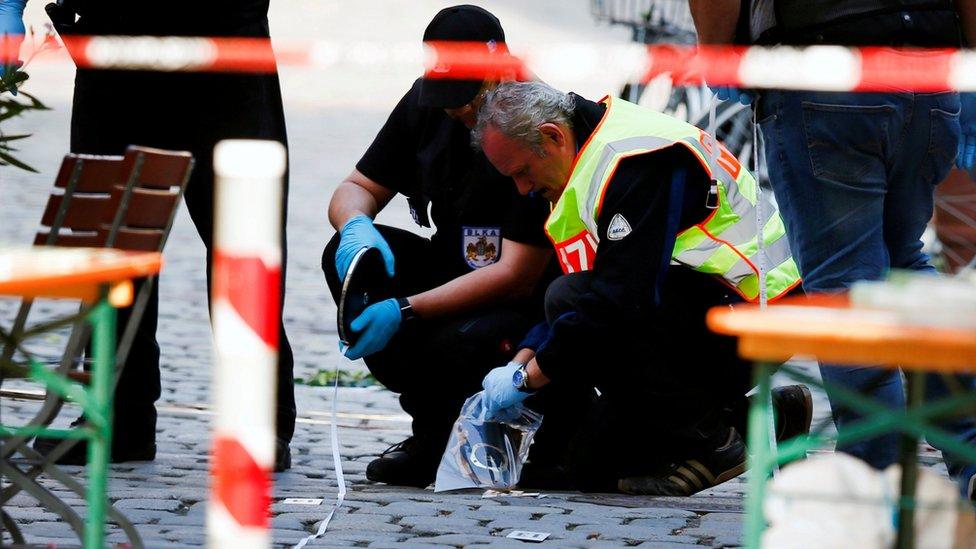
[181,69,296,444]
[521,378,595,466]
[110,280,160,444]
[72,69,161,444]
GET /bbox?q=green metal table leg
[895,372,924,549]
[84,297,114,549]
[745,361,776,548]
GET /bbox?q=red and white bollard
[208,140,286,548]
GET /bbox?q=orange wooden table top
[707,295,976,373]
[0,247,162,306]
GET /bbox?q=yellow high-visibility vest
[545,96,801,302]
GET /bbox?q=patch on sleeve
[607,213,632,241]
[462,226,502,268]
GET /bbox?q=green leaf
[0,150,38,172]
[295,368,382,388]
[0,70,28,94]
[0,64,50,171]
[18,90,49,110]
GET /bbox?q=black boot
[365,436,441,488]
[32,417,156,465]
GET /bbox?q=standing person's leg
[886,91,976,496]
[758,90,905,469]
[884,92,958,274]
[185,42,296,467]
[38,69,163,462]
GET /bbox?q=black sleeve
[501,191,555,248]
[534,148,708,382]
[355,80,424,194]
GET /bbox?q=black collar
[568,93,608,151]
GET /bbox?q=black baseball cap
[420,5,506,109]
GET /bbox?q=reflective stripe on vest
[544,96,801,302]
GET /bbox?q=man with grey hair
[474,81,811,495]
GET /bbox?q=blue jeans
[758,90,976,495]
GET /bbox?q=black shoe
[617,428,747,496]
[365,437,439,488]
[275,438,292,472]
[32,434,156,466]
[772,384,813,442]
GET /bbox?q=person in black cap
[322,5,585,488]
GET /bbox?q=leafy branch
[1,27,58,172]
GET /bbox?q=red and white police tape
[208,140,286,548]
[10,36,976,92]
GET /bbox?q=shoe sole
[714,459,748,485]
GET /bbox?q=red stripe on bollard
[213,251,281,349]
[212,436,271,528]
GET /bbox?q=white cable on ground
[292,366,347,549]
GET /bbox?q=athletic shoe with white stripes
[617,427,747,497]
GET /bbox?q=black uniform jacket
[357,79,553,279]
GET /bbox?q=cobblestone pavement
[0,1,953,547]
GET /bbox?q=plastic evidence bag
[434,391,543,492]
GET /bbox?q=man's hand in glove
[709,85,753,106]
[481,362,531,421]
[343,298,401,360]
[335,215,395,282]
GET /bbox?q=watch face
[512,368,526,389]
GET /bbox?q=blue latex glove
[0,0,27,94]
[335,214,395,282]
[709,85,753,106]
[481,362,531,421]
[343,297,401,360]
[957,93,976,172]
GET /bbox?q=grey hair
[472,81,575,155]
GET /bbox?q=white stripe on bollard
[208,139,286,549]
